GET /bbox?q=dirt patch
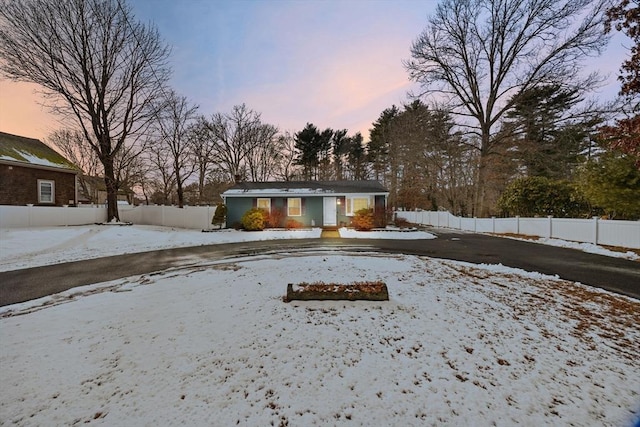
[285,281,389,302]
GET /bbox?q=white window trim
[346,195,372,216]
[287,198,302,216]
[38,179,55,204]
[256,198,271,213]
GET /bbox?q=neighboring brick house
[0,131,78,206]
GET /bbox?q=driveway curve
[1,228,638,306]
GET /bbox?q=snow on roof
[0,131,77,171]
[223,180,389,197]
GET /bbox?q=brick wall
[0,164,77,206]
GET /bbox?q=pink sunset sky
[0,0,631,142]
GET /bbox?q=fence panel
[598,220,640,249]
[494,218,517,234]
[0,205,107,227]
[474,218,493,233]
[118,205,215,230]
[459,217,475,231]
[0,206,29,227]
[552,218,594,243]
[518,218,551,237]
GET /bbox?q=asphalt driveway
[1,228,638,306]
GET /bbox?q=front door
[323,197,337,227]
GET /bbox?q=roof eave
[0,158,78,174]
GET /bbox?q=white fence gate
[396,211,640,249]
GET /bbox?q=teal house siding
[302,197,323,227]
[225,197,253,228]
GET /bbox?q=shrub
[352,208,374,231]
[211,203,227,228]
[266,207,285,228]
[498,176,589,218]
[241,208,267,231]
[374,207,391,228]
[285,218,303,229]
[394,216,412,228]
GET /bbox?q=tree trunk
[103,157,120,222]
[474,131,491,218]
[176,177,184,208]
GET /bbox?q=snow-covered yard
[1,226,639,426]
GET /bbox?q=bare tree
[47,129,101,203]
[0,0,171,221]
[112,141,148,204]
[272,131,301,181]
[205,104,277,182]
[188,116,219,205]
[153,90,198,207]
[245,124,280,182]
[406,0,609,216]
[145,138,176,205]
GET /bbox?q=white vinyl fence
[2,205,639,249]
[0,205,218,230]
[396,210,640,249]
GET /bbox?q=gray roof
[224,180,388,196]
[0,131,77,172]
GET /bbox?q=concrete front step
[320,229,340,238]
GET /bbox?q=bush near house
[211,203,227,228]
[285,218,303,229]
[267,207,285,228]
[241,208,268,231]
[394,216,412,228]
[374,208,391,228]
[352,208,375,231]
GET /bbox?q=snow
[1,226,639,426]
[6,149,74,169]
[339,227,436,240]
[529,237,640,261]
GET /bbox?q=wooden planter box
[285,281,389,302]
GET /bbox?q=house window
[38,180,55,204]
[256,198,271,213]
[287,198,302,216]
[346,196,371,216]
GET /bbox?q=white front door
[323,197,337,226]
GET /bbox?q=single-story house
[0,131,78,206]
[222,180,389,228]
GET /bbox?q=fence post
[548,216,553,238]
[492,216,495,233]
[516,216,520,235]
[593,216,599,245]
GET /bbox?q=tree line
[1,0,638,221]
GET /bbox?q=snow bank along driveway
[1,253,638,426]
